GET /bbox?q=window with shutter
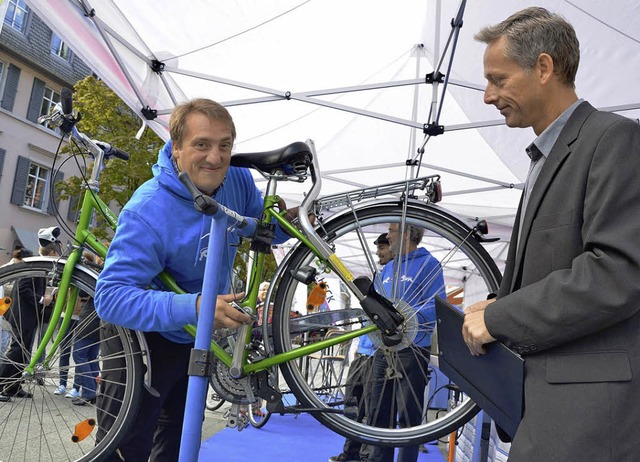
[47,170,64,215]
[0,148,6,182]
[10,156,30,205]
[66,193,82,222]
[3,0,29,33]
[10,156,63,214]
[1,64,21,112]
[26,78,46,123]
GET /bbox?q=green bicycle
[0,92,501,461]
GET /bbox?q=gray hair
[38,243,58,257]
[407,225,424,246]
[474,7,579,87]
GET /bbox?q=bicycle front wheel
[0,258,144,462]
[272,201,501,446]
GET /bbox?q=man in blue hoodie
[368,223,445,462]
[329,233,393,462]
[94,98,290,461]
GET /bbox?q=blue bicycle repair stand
[179,217,226,461]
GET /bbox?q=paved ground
[201,401,232,440]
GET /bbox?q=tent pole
[416,0,467,178]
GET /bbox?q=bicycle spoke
[272,203,501,445]
[0,260,144,461]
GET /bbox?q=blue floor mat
[200,412,446,461]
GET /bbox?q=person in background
[463,7,640,461]
[52,306,80,398]
[0,247,31,366]
[373,232,393,266]
[71,288,100,406]
[0,246,53,402]
[53,251,84,398]
[328,233,394,462]
[368,224,445,462]
[94,98,295,461]
[256,281,271,326]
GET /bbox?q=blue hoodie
[95,140,287,343]
[379,247,446,348]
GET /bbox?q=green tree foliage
[56,76,163,239]
[233,239,278,291]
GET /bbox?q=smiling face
[376,242,393,265]
[172,112,233,195]
[482,37,546,134]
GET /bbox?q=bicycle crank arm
[226,403,250,431]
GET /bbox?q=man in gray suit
[462,7,640,461]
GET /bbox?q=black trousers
[98,326,194,461]
[0,278,45,393]
[367,347,430,462]
[342,353,373,458]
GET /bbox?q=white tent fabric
[28,0,640,270]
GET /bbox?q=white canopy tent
[28,0,640,273]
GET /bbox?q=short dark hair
[474,6,579,87]
[374,233,389,246]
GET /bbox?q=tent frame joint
[150,59,165,74]
[423,122,444,136]
[141,106,158,120]
[425,71,445,85]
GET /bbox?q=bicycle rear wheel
[0,258,144,462]
[272,201,501,446]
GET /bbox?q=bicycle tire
[248,399,272,428]
[272,201,502,446]
[0,258,144,462]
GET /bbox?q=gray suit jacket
[485,101,640,461]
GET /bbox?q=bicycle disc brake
[353,276,404,346]
[368,300,418,352]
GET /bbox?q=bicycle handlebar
[178,171,257,238]
[40,87,130,162]
[60,87,73,116]
[93,141,130,161]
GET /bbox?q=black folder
[435,296,524,438]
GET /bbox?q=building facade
[0,0,92,264]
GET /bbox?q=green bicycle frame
[26,164,373,380]
[181,192,373,373]
[26,188,115,374]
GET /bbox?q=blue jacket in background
[379,247,445,348]
[95,140,288,343]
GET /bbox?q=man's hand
[278,199,316,227]
[462,299,497,356]
[196,292,251,329]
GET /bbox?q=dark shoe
[0,393,11,402]
[329,454,361,462]
[72,396,96,406]
[12,388,33,398]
